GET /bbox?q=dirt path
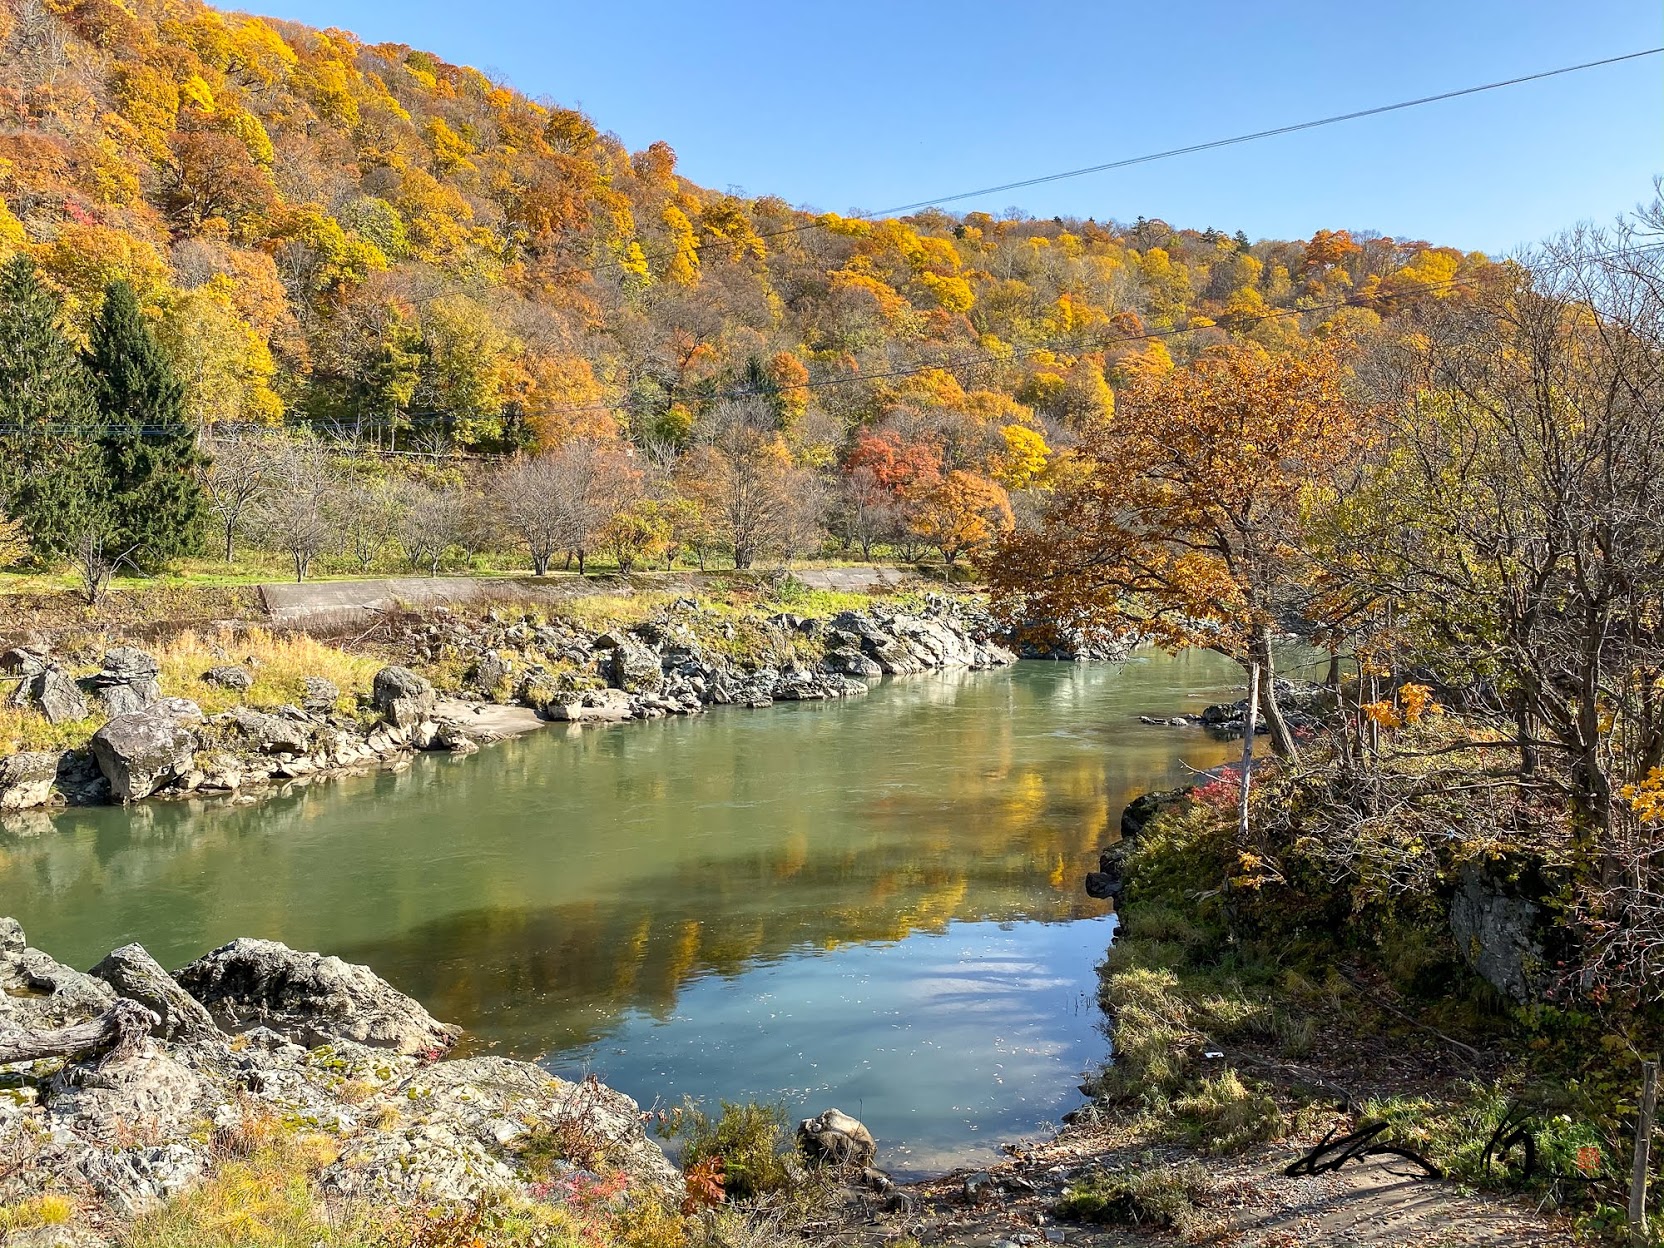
[823,1123,1574,1246]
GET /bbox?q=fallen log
[0,999,159,1065]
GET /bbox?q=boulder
[820,648,882,678]
[222,706,312,755]
[1450,864,1551,1003]
[48,1044,211,1150]
[468,652,512,696]
[301,676,340,715]
[0,917,117,1030]
[546,688,634,723]
[174,937,461,1055]
[797,1107,876,1167]
[1083,871,1121,900]
[0,750,59,811]
[1120,787,1189,839]
[323,1058,677,1202]
[88,943,220,1042]
[88,647,163,716]
[90,700,202,802]
[202,665,253,693]
[605,636,664,694]
[10,666,90,725]
[372,667,435,728]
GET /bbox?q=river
[0,652,1246,1174]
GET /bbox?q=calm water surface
[1,654,1244,1173]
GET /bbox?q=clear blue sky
[254,0,1662,252]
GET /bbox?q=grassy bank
[1092,743,1659,1244]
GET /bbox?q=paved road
[257,566,917,627]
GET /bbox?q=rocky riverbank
[0,917,684,1244]
[0,594,1016,817]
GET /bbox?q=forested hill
[0,0,1492,457]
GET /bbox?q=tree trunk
[0,999,158,1065]
[224,522,236,563]
[1238,659,1260,842]
[1514,693,1538,777]
[576,549,586,575]
[1254,625,1302,763]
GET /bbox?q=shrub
[665,1101,797,1202]
[1056,1157,1215,1231]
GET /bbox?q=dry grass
[154,627,381,717]
[0,1193,76,1231]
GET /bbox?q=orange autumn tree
[990,340,1368,774]
[911,470,1013,565]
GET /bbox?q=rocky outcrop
[0,750,58,811]
[372,665,436,727]
[174,937,462,1055]
[0,593,1025,814]
[1449,864,1553,1003]
[89,944,221,1043]
[325,1060,679,1202]
[90,698,203,802]
[0,917,117,1030]
[5,647,90,724]
[1139,681,1331,737]
[0,919,681,1231]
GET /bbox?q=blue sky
[255,0,1662,252]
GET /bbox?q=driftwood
[0,999,159,1065]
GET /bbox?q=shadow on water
[0,652,1247,1170]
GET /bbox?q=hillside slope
[0,0,1490,458]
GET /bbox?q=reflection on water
[0,652,1244,1170]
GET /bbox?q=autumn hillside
[0,0,1502,465]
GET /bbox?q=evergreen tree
[85,280,207,566]
[0,255,105,559]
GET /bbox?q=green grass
[1056,1156,1216,1232]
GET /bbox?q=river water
[1,652,1244,1174]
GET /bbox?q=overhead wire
[539,47,1664,283]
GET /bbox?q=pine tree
[0,255,105,559]
[85,280,207,566]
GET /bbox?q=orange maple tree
[990,339,1369,762]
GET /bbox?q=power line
[542,47,1664,283]
[871,48,1664,216]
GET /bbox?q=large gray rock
[88,647,163,716]
[9,666,90,724]
[1450,866,1549,1003]
[301,676,339,714]
[88,943,220,1042]
[221,706,312,755]
[174,937,460,1055]
[797,1107,877,1167]
[372,666,435,728]
[601,635,664,694]
[47,1044,210,1150]
[546,688,634,722]
[202,665,253,693]
[324,1058,678,1202]
[90,701,202,802]
[820,647,882,678]
[0,750,59,811]
[0,916,117,1030]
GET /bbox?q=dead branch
[0,999,159,1065]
